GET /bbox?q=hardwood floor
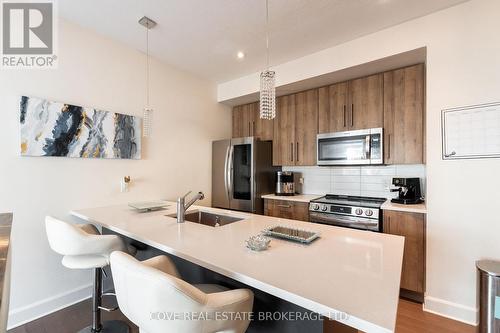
[394,299,475,333]
[8,299,475,333]
[8,299,139,333]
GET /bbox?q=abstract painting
[20,96,141,159]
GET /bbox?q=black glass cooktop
[311,194,386,208]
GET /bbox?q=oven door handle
[309,212,379,227]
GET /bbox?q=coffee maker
[390,178,423,204]
[275,171,295,196]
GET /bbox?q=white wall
[284,165,426,199]
[218,0,500,325]
[0,19,231,328]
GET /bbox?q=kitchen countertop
[261,193,321,203]
[381,199,427,214]
[71,203,404,333]
[262,194,427,214]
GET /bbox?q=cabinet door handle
[351,104,354,127]
[343,105,346,127]
[296,142,299,162]
[388,134,391,159]
[291,142,294,162]
[277,204,291,208]
[253,121,255,136]
[248,122,251,136]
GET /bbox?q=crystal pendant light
[139,16,157,137]
[260,0,276,120]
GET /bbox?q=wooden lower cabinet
[264,199,309,222]
[383,210,426,302]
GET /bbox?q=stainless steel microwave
[317,128,383,165]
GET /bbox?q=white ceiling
[59,0,468,83]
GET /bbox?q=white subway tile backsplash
[333,189,362,196]
[361,182,389,192]
[360,175,392,185]
[333,182,361,191]
[283,164,426,198]
[331,167,361,176]
[361,190,397,199]
[303,180,330,195]
[395,164,426,177]
[360,165,396,176]
[333,175,361,183]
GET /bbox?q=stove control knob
[321,205,328,212]
[312,204,320,210]
[365,209,373,217]
[355,208,363,215]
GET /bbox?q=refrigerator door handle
[227,145,234,200]
[223,145,230,203]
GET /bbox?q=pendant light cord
[265,0,270,70]
[146,23,150,108]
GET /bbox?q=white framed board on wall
[442,102,500,160]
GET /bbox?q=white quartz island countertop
[71,203,404,333]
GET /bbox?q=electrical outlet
[121,176,131,193]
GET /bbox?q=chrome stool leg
[78,268,129,333]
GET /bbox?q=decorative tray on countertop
[128,201,169,212]
[263,225,320,244]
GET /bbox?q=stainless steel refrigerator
[212,137,279,214]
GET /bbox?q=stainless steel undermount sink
[167,210,243,227]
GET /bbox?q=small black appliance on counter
[390,177,424,204]
[275,171,295,196]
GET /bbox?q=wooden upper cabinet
[232,104,253,138]
[348,73,384,130]
[319,82,349,133]
[232,105,246,138]
[383,210,426,296]
[295,89,318,166]
[384,64,425,164]
[273,95,296,166]
[273,91,318,166]
[319,76,382,133]
[232,102,273,140]
[252,103,274,141]
[233,64,425,166]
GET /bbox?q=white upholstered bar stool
[110,251,254,333]
[45,216,130,333]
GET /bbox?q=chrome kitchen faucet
[176,191,205,223]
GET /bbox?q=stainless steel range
[309,194,386,232]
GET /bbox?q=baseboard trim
[6,285,480,329]
[424,295,478,326]
[7,283,92,330]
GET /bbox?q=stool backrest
[45,216,94,256]
[110,251,211,333]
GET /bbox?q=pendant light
[139,16,157,137]
[259,0,276,120]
